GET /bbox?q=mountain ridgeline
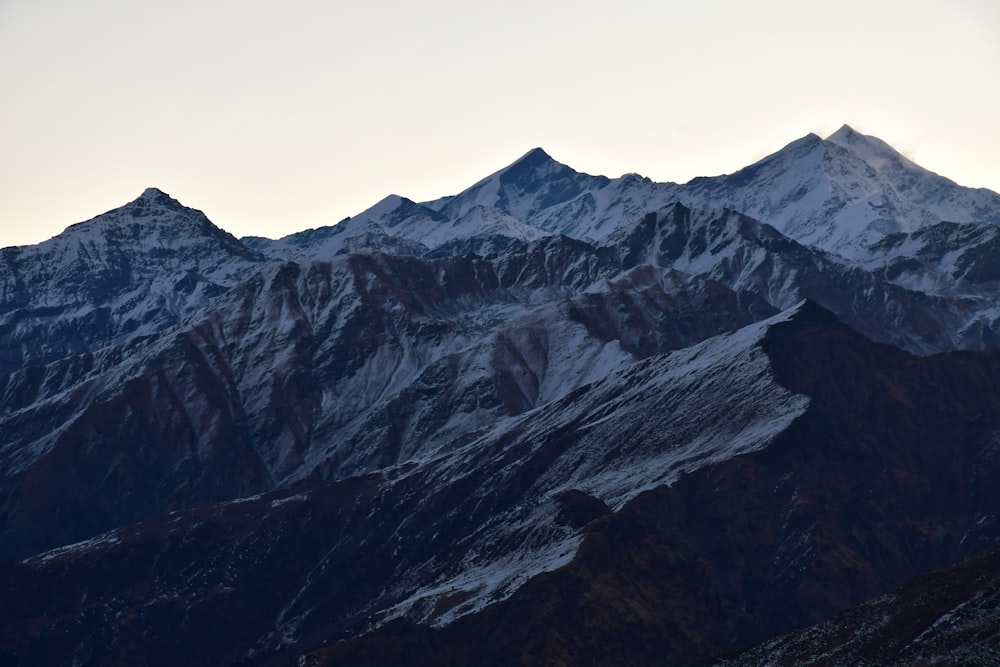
[3,126,1000,666]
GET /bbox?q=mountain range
[2,125,1000,666]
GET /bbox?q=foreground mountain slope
[310,301,1000,666]
[714,546,1000,666]
[4,304,1000,666]
[0,305,813,666]
[0,188,265,376]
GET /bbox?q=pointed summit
[826,124,865,145]
[353,193,447,229]
[787,131,824,150]
[823,124,926,176]
[822,124,907,166]
[505,147,554,170]
[427,147,597,232]
[498,147,566,186]
[128,187,183,210]
[139,187,170,199]
[103,188,193,222]
[519,147,553,161]
[55,187,258,263]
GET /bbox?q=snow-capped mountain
[422,147,679,241]
[678,125,1000,256]
[14,187,998,563]
[244,195,441,259]
[246,193,548,260]
[244,126,1000,264]
[242,149,672,260]
[0,188,264,375]
[4,128,1000,666]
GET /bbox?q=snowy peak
[424,147,680,242]
[824,124,921,174]
[780,130,824,152]
[241,126,1000,265]
[824,123,901,156]
[497,146,568,185]
[134,186,177,204]
[63,187,224,244]
[825,123,865,145]
[429,146,592,221]
[0,189,265,374]
[677,126,1000,257]
[354,193,448,229]
[504,146,555,168]
[107,187,197,224]
[255,194,448,258]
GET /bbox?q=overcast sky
[1,0,998,248]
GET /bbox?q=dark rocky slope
[0,304,812,666]
[309,302,1000,666]
[713,546,1000,666]
[4,304,997,666]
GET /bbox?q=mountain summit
[678,125,1000,256]
[0,189,263,373]
[134,186,179,203]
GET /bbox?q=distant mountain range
[2,126,1000,666]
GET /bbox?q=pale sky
[1,0,998,248]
